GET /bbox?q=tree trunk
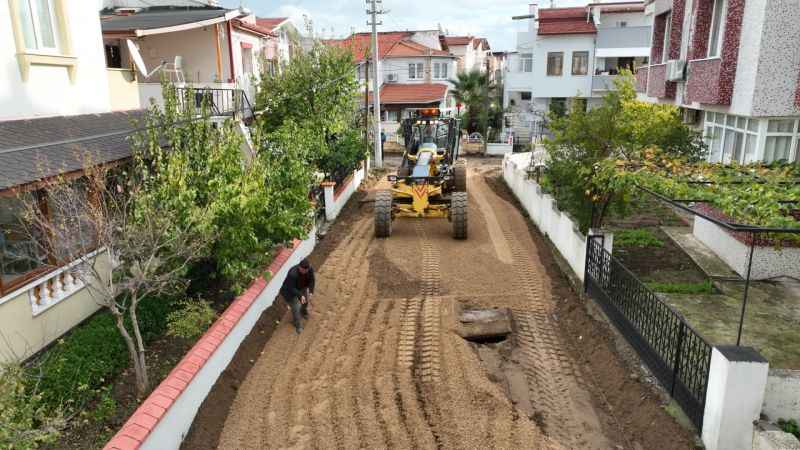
[129,299,149,395]
[113,312,148,397]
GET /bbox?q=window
[17,0,59,52]
[520,53,533,72]
[708,0,727,58]
[764,118,799,163]
[105,43,122,69]
[662,12,672,63]
[386,110,400,122]
[617,21,628,28]
[242,47,254,75]
[572,51,589,76]
[1,194,47,295]
[550,98,567,117]
[520,92,532,101]
[408,63,424,80]
[703,113,760,164]
[433,62,448,80]
[546,52,563,76]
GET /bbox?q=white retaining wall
[693,216,800,280]
[141,234,315,450]
[324,166,366,222]
[502,153,613,281]
[486,143,513,156]
[763,369,800,423]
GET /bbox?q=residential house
[255,17,302,65]
[328,31,458,139]
[505,2,651,142]
[490,51,509,83]
[0,0,145,363]
[100,4,280,110]
[440,35,492,75]
[636,0,800,164]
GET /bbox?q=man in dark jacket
[280,258,315,334]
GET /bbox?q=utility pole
[364,57,370,151]
[367,0,385,168]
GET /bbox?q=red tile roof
[385,40,450,58]
[538,7,596,35]
[232,19,276,37]
[369,83,448,105]
[443,36,474,46]
[255,17,289,31]
[327,32,452,62]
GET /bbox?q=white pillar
[321,181,336,222]
[702,346,769,450]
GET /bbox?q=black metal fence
[176,87,254,119]
[584,236,712,430]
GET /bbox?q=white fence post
[702,346,769,450]
[321,181,336,222]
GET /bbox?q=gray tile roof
[100,8,230,32]
[0,111,146,191]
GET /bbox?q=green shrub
[614,229,664,248]
[1,365,64,450]
[779,419,799,440]
[167,300,217,339]
[646,280,714,295]
[32,296,175,410]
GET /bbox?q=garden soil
[184,158,696,450]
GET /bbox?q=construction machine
[374,108,468,239]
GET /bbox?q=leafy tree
[255,43,364,179]
[542,72,705,230]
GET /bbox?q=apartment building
[0,0,144,363]
[637,0,800,164]
[505,2,651,120]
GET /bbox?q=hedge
[30,296,177,410]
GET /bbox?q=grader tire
[451,192,468,240]
[375,190,393,238]
[453,160,467,192]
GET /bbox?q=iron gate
[584,237,712,430]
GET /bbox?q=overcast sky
[220,0,589,51]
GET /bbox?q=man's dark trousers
[284,288,310,331]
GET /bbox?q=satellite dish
[126,39,164,78]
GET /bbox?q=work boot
[296,325,303,335]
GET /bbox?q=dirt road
[211,160,687,450]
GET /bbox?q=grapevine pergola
[635,174,800,346]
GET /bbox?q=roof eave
[132,8,241,37]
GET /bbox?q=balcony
[686,58,727,105]
[635,67,649,93]
[645,63,675,99]
[107,69,141,111]
[592,75,618,91]
[596,26,652,55]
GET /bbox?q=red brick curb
[103,240,302,450]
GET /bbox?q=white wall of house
[595,11,650,29]
[409,30,443,51]
[0,0,112,120]
[381,56,456,88]
[531,35,595,101]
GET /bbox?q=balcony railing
[176,87,255,119]
[596,26,652,50]
[592,75,618,91]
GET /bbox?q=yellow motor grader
[375,108,467,239]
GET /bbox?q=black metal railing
[176,87,254,119]
[584,237,712,430]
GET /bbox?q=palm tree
[449,70,499,139]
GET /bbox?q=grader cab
[374,108,467,239]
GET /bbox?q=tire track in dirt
[312,219,373,450]
[472,173,610,449]
[294,219,374,450]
